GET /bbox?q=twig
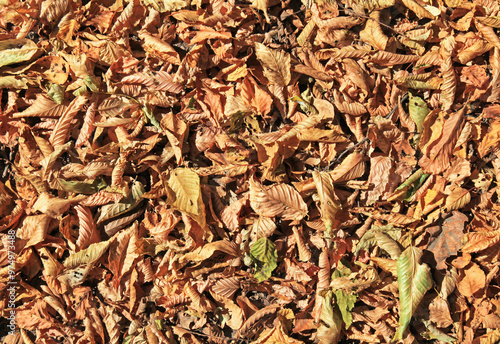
[325,137,369,171]
[385,93,408,119]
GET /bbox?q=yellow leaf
[141,0,187,12]
[166,168,206,227]
[63,240,111,269]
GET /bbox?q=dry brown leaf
[249,176,308,221]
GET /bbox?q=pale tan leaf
[279,114,323,142]
[440,36,456,111]
[292,225,312,262]
[33,192,86,219]
[16,214,50,247]
[329,152,365,183]
[365,156,392,205]
[212,277,241,299]
[318,248,331,290]
[476,19,500,50]
[255,42,291,87]
[40,0,68,23]
[313,171,341,234]
[400,0,436,19]
[353,0,394,11]
[49,96,88,149]
[142,0,187,11]
[179,240,239,264]
[251,0,270,22]
[12,94,68,118]
[444,186,471,211]
[98,97,136,117]
[297,21,316,46]
[249,176,308,221]
[75,97,98,148]
[250,216,277,242]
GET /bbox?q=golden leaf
[166,168,206,227]
[141,0,187,12]
[353,0,394,11]
[400,0,435,19]
[359,11,388,51]
[139,31,181,65]
[251,0,270,22]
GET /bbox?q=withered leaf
[427,211,468,270]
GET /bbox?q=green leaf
[390,168,429,201]
[53,178,103,194]
[250,238,277,282]
[355,225,402,258]
[334,289,357,329]
[422,321,457,343]
[408,93,429,133]
[142,105,162,130]
[394,246,433,341]
[47,84,65,104]
[0,39,40,67]
[84,75,100,92]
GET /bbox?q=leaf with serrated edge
[166,168,206,227]
[97,181,144,224]
[249,176,308,221]
[63,240,111,269]
[0,39,40,68]
[255,42,291,87]
[329,152,365,183]
[313,171,340,235]
[394,246,433,341]
[250,238,278,282]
